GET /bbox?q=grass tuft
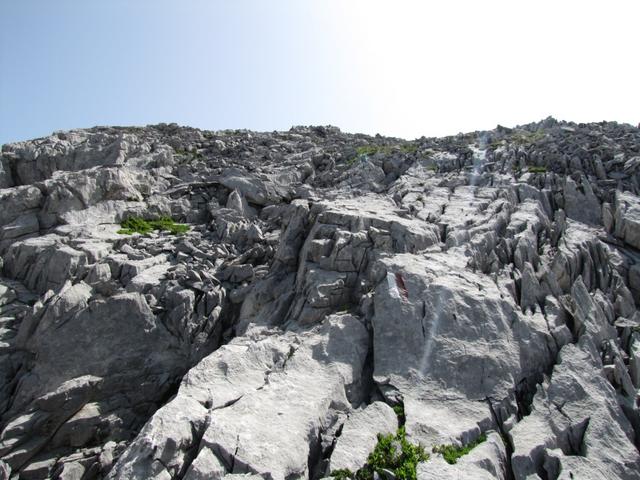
[393,404,406,425]
[174,147,204,160]
[117,216,189,235]
[432,433,487,465]
[347,143,418,165]
[330,469,355,480]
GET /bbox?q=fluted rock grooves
[0,118,639,479]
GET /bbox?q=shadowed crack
[486,396,515,480]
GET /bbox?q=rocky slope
[0,118,639,479]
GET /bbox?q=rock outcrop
[0,119,639,479]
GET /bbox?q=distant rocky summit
[0,118,639,479]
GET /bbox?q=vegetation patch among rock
[117,216,189,235]
[432,433,487,465]
[331,426,428,480]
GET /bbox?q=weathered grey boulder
[0,157,13,188]
[219,169,289,206]
[614,190,640,249]
[3,236,87,294]
[563,175,602,226]
[226,189,256,218]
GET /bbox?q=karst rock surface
[0,119,639,479]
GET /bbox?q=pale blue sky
[1,0,639,145]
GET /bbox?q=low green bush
[432,433,487,464]
[392,404,405,422]
[356,145,386,156]
[359,426,428,480]
[117,216,189,235]
[331,426,428,480]
[330,469,354,480]
[512,130,546,146]
[399,144,418,154]
[173,148,204,160]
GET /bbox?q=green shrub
[527,166,547,173]
[147,216,190,234]
[346,145,380,165]
[355,426,428,480]
[173,148,204,160]
[347,144,418,165]
[330,469,355,480]
[355,144,418,156]
[432,433,487,465]
[512,130,546,146]
[117,216,153,235]
[329,408,427,480]
[117,216,189,235]
[345,155,360,167]
[393,404,405,424]
[399,144,418,154]
[356,145,386,156]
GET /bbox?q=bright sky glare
[1,0,638,145]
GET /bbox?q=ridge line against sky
[1,0,639,146]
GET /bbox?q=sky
[1,0,639,145]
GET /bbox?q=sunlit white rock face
[0,119,640,479]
